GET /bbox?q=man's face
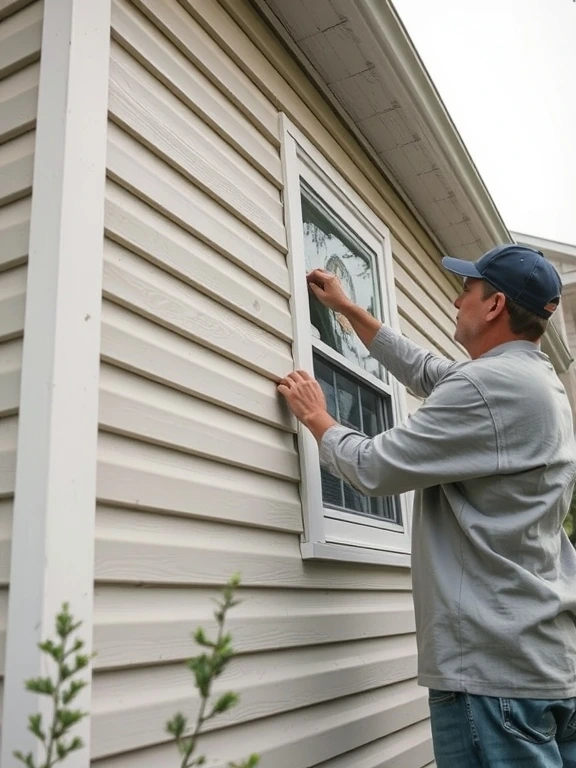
[453,278,490,350]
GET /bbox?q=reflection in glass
[313,354,400,523]
[301,189,382,379]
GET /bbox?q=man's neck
[468,332,536,360]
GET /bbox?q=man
[278,244,576,767]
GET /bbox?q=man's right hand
[307,269,353,313]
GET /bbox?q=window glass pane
[301,190,381,379]
[344,482,370,514]
[314,357,337,419]
[321,469,344,508]
[335,371,361,431]
[360,387,381,438]
[312,352,401,525]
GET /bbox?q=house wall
[0,0,43,733]
[88,2,462,766]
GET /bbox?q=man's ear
[486,291,507,322]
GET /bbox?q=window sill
[301,541,412,568]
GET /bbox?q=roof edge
[353,0,511,251]
[512,231,576,265]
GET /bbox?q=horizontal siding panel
[95,506,412,591]
[399,301,463,362]
[103,240,292,380]
[109,44,285,248]
[315,718,433,768]
[107,125,289,294]
[91,635,418,758]
[0,416,17,497]
[132,0,278,144]
[0,338,22,416]
[399,314,447,361]
[93,585,415,669]
[0,130,34,206]
[397,288,462,361]
[0,1,42,79]
[0,264,26,341]
[392,236,458,307]
[110,0,281,185]
[105,183,291,340]
[92,679,428,767]
[99,364,299,480]
[0,499,11,584]
[101,302,291,429]
[97,433,301,532]
[0,195,30,270]
[394,260,456,342]
[395,279,457,355]
[0,62,38,144]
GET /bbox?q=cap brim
[442,256,482,279]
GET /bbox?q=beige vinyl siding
[92,0,461,765]
[0,0,41,725]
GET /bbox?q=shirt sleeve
[319,372,499,496]
[369,325,458,398]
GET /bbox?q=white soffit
[257,0,511,260]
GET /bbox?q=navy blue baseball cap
[442,244,562,319]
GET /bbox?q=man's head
[442,244,562,358]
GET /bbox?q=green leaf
[13,751,37,768]
[166,712,187,739]
[38,640,57,656]
[188,656,212,697]
[56,604,75,639]
[25,677,55,696]
[56,736,84,761]
[61,679,87,705]
[28,713,46,742]
[209,691,239,717]
[193,627,215,648]
[180,736,195,758]
[228,755,260,768]
[56,707,86,731]
[73,654,90,672]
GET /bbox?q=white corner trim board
[0,1,111,765]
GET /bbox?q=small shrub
[14,604,91,768]
[166,574,259,768]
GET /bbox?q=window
[281,117,411,566]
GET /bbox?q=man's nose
[454,296,461,309]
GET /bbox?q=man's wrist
[337,299,356,317]
[302,410,337,444]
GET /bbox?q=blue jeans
[429,690,576,767]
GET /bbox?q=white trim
[0,1,111,764]
[280,113,325,545]
[280,115,412,561]
[312,338,393,396]
[301,541,411,568]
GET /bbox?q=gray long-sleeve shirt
[320,325,576,698]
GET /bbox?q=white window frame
[280,115,412,568]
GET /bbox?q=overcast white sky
[394,0,576,246]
